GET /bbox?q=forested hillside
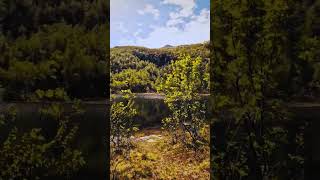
[0,0,109,101]
[111,43,210,94]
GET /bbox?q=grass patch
[111,129,209,180]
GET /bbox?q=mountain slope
[110,42,210,93]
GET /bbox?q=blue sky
[110,0,210,48]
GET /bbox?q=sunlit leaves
[0,103,85,179]
[157,54,209,149]
[111,90,139,154]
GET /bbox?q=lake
[112,93,211,128]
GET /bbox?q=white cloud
[137,4,160,20]
[134,8,209,48]
[114,22,128,33]
[134,29,143,37]
[162,0,196,18]
[111,0,146,18]
[118,38,135,46]
[195,9,210,23]
[161,0,197,27]
[166,18,184,27]
[111,0,137,20]
[111,0,209,48]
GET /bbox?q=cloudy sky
[110,0,210,48]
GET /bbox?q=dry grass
[111,128,210,180]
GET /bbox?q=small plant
[110,90,139,155]
[110,90,140,180]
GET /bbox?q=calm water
[129,97,169,127]
[113,95,211,128]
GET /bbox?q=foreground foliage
[211,0,317,179]
[0,100,86,179]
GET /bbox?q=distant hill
[110,42,210,93]
[111,42,209,68]
[162,44,174,48]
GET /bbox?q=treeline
[0,0,109,101]
[0,0,108,38]
[110,43,210,94]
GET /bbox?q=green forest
[111,43,210,94]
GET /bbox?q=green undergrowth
[111,129,210,180]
